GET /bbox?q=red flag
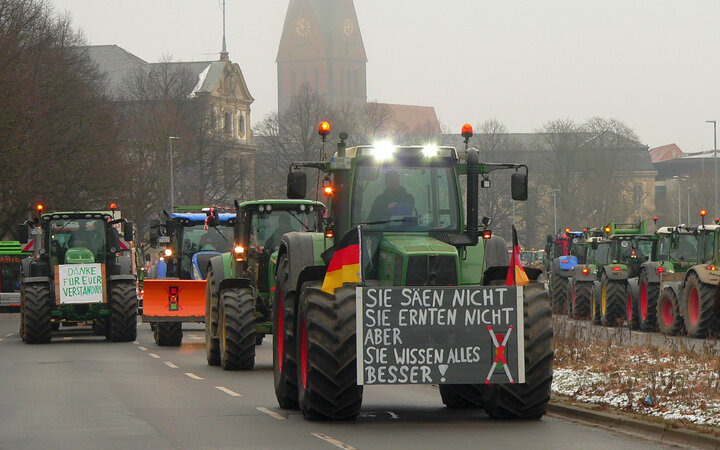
[506,226,530,286]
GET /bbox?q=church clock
[296,18,311,36]
[343,18,354,36]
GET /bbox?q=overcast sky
[53,0,720,153]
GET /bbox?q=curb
[547,402,720,450]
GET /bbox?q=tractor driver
[368,169,415,222]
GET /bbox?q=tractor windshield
[49,219,106,264]
[0,259,21,292]
[658,233,699,262]
[182,224,233,255]
[351,164,460,231]
[250,209,322,253]
[613,237,653,263]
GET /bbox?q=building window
[633,184,643,207]
[224,111,233,135]
[238,112,246,139]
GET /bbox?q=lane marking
[164,361,179,369]
[0,338,4,342]
[148,353,161,359]
[62,337,73,340]
[185,372,204,380]
[215,386,242,397]
[5,333,13,337]
[311,433,356,450]
[256,407,286,420]
[137,346,148,351]
[133,340,139,344]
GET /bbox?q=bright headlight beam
[422,144,439,157]
[371,141,395,161]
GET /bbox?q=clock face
[296,18,310,36]
[343,18,354,36]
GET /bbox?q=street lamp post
[552,189,560,232]
[168,136,180,210]
[706,120,717,217]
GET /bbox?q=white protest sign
[58,264,104,304]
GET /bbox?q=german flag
[506,225,530,287]
[321,228,360,294]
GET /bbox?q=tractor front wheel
[154,322,182,346]
[656,288,683,335]
[682,273,720,338]
[23,284,52,344]
[625,283,639,330]
[638,270,658,331]
[482,283,553,419]
[109,282,138,342]
[205,267,221,366]
[219,287,256,370]
[600,275,625,327]
[296,283,363,420]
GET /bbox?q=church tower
[277,0,367,112]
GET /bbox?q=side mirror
[123,221,134,242]
[511,172,528,201]
[591,241,598,250]
[17,224,29,244]
[287,171,307,199]
[165,220,177,236]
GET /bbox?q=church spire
[220,0,229,61]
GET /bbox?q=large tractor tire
[109,282,138,342]
[440,384,487,409]
[590,283,601,325]
[625,284,639,330]
[205,266,221,366]
[682,273,720,338]
[273,255,299,409]
[638,270,658,331]
[23,284,52,344]
[19,298,25,341]
[296,283,363,420]
[656,288,683,336]
[550,273,568,314]
[482,283,553,420]
[600,275,625,327]
[572,281,592,320]
[154,322,182,346]
[219,287,256,370]
[93,318,107,336]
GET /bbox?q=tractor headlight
[164,248,173,257]
[371,141,395,161]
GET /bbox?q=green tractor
[271,126,551,421]
[0,241,32,311]
[655,218,720,337]
[569,230,610,321]
[592,221,654,328]
[204,199,325,369]
[17,209,137,343]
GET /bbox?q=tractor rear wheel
[482,283,553,419]
[625,283,639,330]
[93,318,107,336]
[19,298,25,341]
[154,322,182,346]
[219,287,256,370]
[638,270,658,331]
[600,275,625,327]
[656,288,683,335]
[296,283,363,420]
[205,267,220,366]
[273,255,299,409]
[682,273,720,338]
[551,273,568,314]
[440,384,487,409]
[23,284,52,344]
[572,281,592,320]
[590,283,601,325]
[109,282,138,342]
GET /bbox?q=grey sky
[53,0,720,153]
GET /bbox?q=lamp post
[168,136,180,210]
[706,120,717,217]
[672,176,682,224]
[551,189,560,232]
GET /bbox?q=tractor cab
[604,220,653,278]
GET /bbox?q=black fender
[602,264,629,281]
[641,261,661,283]
[208,255,226,296]
[219,277,252,292]
[572,265,596,283]
[22,276,51,285]
[552,258,573,278]
[627,277,640,301]
[662,279,684,308]
[278,232,325,295]
[108,275,136,283]
[107,255,132,276]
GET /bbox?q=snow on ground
[552,318,720,428]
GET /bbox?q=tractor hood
[376,234,459,286]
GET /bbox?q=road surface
[0,313,668,449]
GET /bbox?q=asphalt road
[0,313,666,449]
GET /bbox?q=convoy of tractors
[8,121,720,424]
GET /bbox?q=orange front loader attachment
[141,279,206,323]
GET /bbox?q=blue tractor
[546,229,585,313]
